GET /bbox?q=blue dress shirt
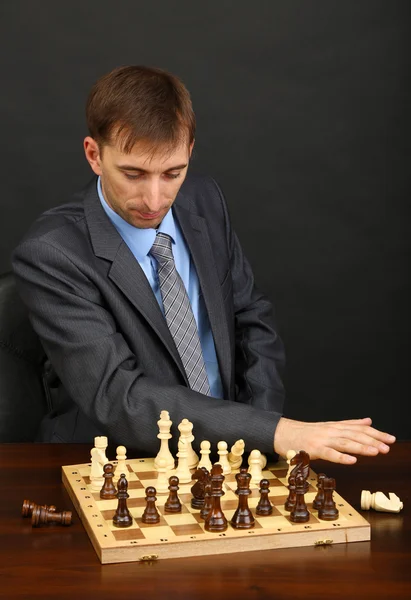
[97,177,223,399]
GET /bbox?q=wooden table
[1,442,410,599]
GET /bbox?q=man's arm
[12,237,281,454]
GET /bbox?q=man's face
[84,136,193,229]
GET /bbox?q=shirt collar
[97,176,176,261]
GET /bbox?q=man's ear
[84,137,103,176]
[189,139,195,157]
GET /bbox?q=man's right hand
[273,416,396,464]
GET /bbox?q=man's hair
[86,65,195,155]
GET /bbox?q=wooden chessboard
[62,458,371,564]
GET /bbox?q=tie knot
[150,232,173,263]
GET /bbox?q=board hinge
[314,538,334,546]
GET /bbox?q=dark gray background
[1,1,409,438]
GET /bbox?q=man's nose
[142,180,163,212]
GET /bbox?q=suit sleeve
[210,177,286,415]
[12,233,283,455]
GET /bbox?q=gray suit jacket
[12,173,285,456]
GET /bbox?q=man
[12,65,395,462]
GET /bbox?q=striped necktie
[150,232,211,395]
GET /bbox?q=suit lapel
[84,179,188,383]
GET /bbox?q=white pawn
[94,436,108,464]
[198,440,213,471]
[154,410,175,471]
[286,449,297,480]
[216,441,231,475]
[156,457,170,494]
[90,447,105,491]
[178,418,199,469]
[174,438,192,484]
[248,449,263,485]
[113,445,127,484]
[248,450,267,470]
[228,439,245,470]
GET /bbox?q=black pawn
[164,476,182,513]
[318,477,339,521]
[312,473,326,510]
[100,463,118,499]
[142,486,160,524]
[113,473,133,528]
[256,478,273,516]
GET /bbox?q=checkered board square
[62,457,370,564]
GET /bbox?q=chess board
[62,458,370,564]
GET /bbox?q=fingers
[331,424,396,446]
[335,429,391,453]
[321,447,358,465]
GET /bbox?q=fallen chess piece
[22,499,56,517]
[31,505,72,527]
[361,490,403,513]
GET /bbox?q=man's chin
[128,215,163,229]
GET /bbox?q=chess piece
[230,467,255,529]
[113,473,133,528]
[113,445,127,484]
[216,441,231,475]
[290,473,310,523]
[100,464,118,499]
[90,447,105,491]
[289,450,310,487]
[32,506,72,527]
[361,490,403,513]
[248,449,263,485]
[286,450,297,481]
[284,474,297,511]
[174,438,192,483]
[94,436,108,464]
[191,467,208,509]
[312,473,327,510]
[256,479,273,516]
[198,440,213,471]
[228,439,245,470]
[142,486,161,524]
[154,410,175,471]
[156,457,170,494]
[200,478,213,520]
[204,464,227,532]
[318,477,339,521]
[22,500,56,517]
[178,418,199,469]
[247,449,267,470]
[164,475,182,513]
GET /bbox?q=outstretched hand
[274,417,396,465]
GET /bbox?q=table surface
[1,442,410,600]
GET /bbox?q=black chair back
[0,272,47,441]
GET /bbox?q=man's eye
[165,173,181,180]
[124,173,141,180]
